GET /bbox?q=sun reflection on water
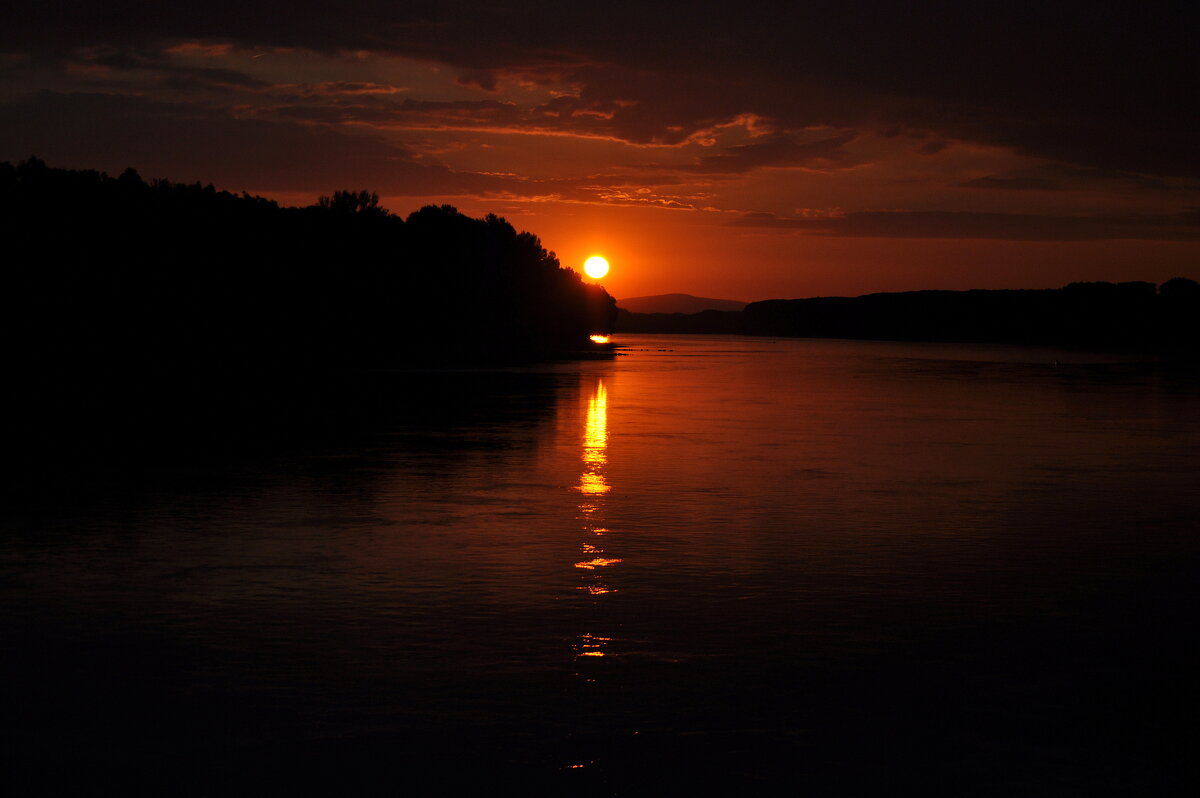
[580,379,608,492]
[573,378,619,660]
[576,632,611,657]
[574,557,623,570]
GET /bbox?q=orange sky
[3,3,1198,300]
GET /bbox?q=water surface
[3,335,1197,794]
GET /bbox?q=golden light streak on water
[584,380,607,456]
[579,379,609,494]
[575,633,612,658]
[579,472,610,495]
[574,378,620,659]
[574,557,623,570]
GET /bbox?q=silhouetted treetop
[2,158,618,449]
[318,189,386,216]
[1160,276,1200,299]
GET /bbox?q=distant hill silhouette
[744,282,1200,351]
[1,158,617,459]
[616,293,746,314]
[616,308,743,334]
[615,281,1200,353]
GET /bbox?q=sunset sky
[3,2,1197,300]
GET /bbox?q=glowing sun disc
[584,255,610,279]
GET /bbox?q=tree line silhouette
[619,281,1200,353]
[741,281,1200,351]
[1,158,616,456]
[615,308,743,334]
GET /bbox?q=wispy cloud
[730,210,1200,241]
[955,176,1062,191]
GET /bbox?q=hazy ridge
[616,293,746,314]
[617,282,1200,353]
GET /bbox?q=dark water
[3,335,1198,794]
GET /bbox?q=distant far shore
[616,280,1200,354]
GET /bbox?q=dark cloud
[268,81,407,99]
[58,46,269,92]
[730,210,1200,242]
[0,90,520,196]
[2,2,1197,174]
[685,133,860,174]
[0,91,713,209]
[268,97,524,129]
[931,109,1200,180]
[157,66,268,92]
[956,176,1063,191]
[261,89,687,145]
[457,69,499,93]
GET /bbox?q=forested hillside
[1,158,616,454]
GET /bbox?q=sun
[583,255,610,279]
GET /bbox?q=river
[3,335,1196,794]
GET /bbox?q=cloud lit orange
[2,3,1196,301]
